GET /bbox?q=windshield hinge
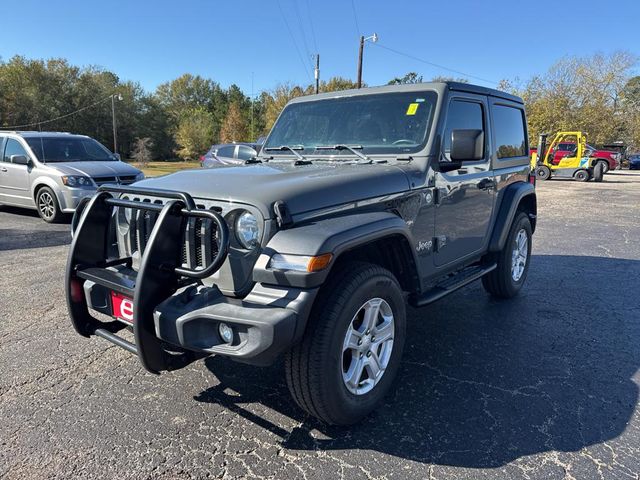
[273,200,293,229]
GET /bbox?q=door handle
[478,178,495,190]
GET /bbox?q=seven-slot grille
[119,197,222,272]
[94,175,138,186]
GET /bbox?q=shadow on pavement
[0,206,71,251]
[196,254,639,468]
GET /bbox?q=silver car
[0,131,143,222]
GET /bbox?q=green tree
[173,108,215,161]
[219,102,248,143]
[388,72,423,84]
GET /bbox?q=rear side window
[3,138,29,163]
[216,145,235,158]
[493,105,527,159]
[443,100,484,161]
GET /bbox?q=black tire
[593,162,605,182]
[36,186,63,223]
[285,262,406,425]
[573,169,590,182]
[482,212,532,299]
[597,160,610,173]
[535,165,551,180]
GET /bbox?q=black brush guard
[65,185,230,374]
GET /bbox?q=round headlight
[235,211,260,249]
[66,176,77,186]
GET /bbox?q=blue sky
[1,0,638,95]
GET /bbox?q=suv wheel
[36,186,63,223]
[482,212,532,298]
[598,160,610,173]
[285,263,406,425]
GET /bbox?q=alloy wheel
[342,298,395,395]
[511,228,528,282]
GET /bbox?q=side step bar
[410,263,497,307]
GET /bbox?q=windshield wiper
[263,145,307,161]
[315,144,371,163]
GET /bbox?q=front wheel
[285,263,406,425]
[535,165,551,180]
[36,186,63,223]
[593,162,605,182]
[482,212,532,298]
[573,169,590,182]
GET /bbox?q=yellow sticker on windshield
[406,103,419,115]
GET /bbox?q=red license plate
[111,291,134,325]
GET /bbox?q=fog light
[218,322,233,344]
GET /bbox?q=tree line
[1,51,638,162]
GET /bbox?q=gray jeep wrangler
[66,82,536,425]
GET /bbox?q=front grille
[94,175,138,186]
[119,197,221,272]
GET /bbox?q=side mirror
[11,154,32,166]
[450,129,484,161]
[113,153,121,161]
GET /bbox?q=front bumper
[83,269,316,366]
[59,186,97,212]
[66,185,315,374]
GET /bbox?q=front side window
[443,99,484,161]
[3,138,30,163]
[493,105,527,159]
[264,91,437,156]
[25,136,114,163]
[237,145,257,161]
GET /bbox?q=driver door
[433,95,495,267]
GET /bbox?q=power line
[371,42,499,86]
[350,0,361,37]
[305,0,319,52]
[292,0,312,60]
[275,0,313,82]
[0,94,114,130]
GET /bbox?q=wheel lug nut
[366,329,370,335]
[357,339,362,345]
[371,336,375,341]
[367,351,371,357]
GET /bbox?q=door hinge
[434,235,447,251]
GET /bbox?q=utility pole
[357,33,378,89]
[111,93,122,154]
[314,54,320,94]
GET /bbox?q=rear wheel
[482,212,532,299]
[593,162,605,182]
[36,186,63,223]
[597,160,610,173]
[285,263,406,425]
[573,169,590,182]
[535,165,551,180]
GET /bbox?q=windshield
[26,136,115,163]
[264,91,437,156]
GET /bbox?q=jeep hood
[135,163,411,219]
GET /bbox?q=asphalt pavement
[1,171,639,479]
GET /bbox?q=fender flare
[253,210,418,288]
[489,182,536,252]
